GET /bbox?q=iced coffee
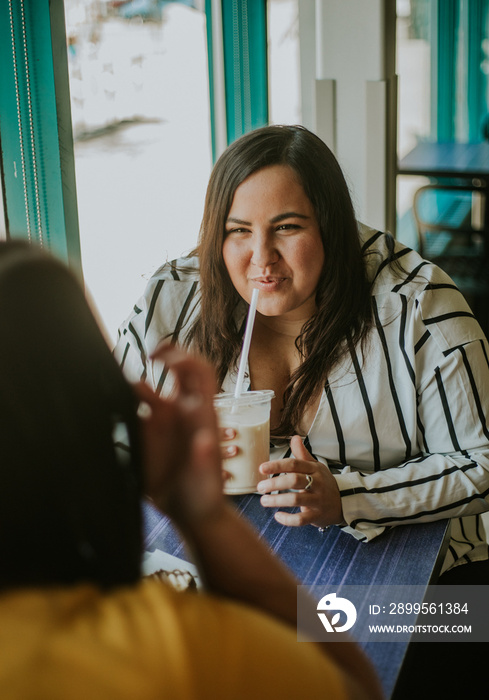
[214,390,274,495]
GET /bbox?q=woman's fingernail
[260,495,270,505]
[137,402,152,418]
[223,428,234,438]
[179,394,204,412]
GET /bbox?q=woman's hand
[257,435,345,528]
[134,344,225,525]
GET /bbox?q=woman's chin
[256,302,288,318]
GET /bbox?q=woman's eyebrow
[270,212,310,223]
[226,217,251,225]
[226,212,310,226]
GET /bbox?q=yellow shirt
[0,578,347,699]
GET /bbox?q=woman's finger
[220,427,236,441]
[259,458,312,476]
[221,444,238,459]
[257,470,314,494]
[289,434,318,462]
[273,509,319,527]
[133,380,160,408]
[259,491,317,509]
[151,343,217,399]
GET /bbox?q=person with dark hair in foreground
[0,242,382,700]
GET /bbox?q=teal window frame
[0,0,81,278]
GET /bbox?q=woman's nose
[250,234,279,268]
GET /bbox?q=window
[397,0,433,239]
[396,0,489,246]
[65,0,212,341]
[268,0,300,125]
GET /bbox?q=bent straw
[234,288,260,398]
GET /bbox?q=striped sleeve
[335,316,489,546]
[315,234,489,567]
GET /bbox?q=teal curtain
[433,0,458,140]
[467,0,489,141]
[205,0,268,160]
[431,0,489,142]
[0,0,81,277]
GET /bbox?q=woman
[115,125,489,580]
[0,241,381,700]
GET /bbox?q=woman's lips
[251,277,287,290]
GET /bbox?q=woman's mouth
[251,277,287,291]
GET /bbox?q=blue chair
[412,182,489,333]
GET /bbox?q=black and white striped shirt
[114,225,489,572]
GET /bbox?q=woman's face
[222,165,325,321]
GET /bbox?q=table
[143,495,450,699]
[398,141,489,181]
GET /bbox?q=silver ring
[304,474,313,491]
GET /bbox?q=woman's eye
[225,228,249,237]
[277,223,300,231]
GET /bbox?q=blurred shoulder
[135,255,201,321]
[149,255,200,284]
[359,222,450,296]
[115,255,201,362]
[358,223,484,348]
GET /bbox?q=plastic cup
[214,390,275,495]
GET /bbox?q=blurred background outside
[65,0,301,341]
[64,0,432,342]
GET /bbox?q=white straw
[234,288,259,398]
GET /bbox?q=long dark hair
[0,242,142,591]
[187,125,373,437]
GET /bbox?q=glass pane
[65,0,212,342]
[397,0,433,247]
[397,0,432,159]
[268,0,301,125]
